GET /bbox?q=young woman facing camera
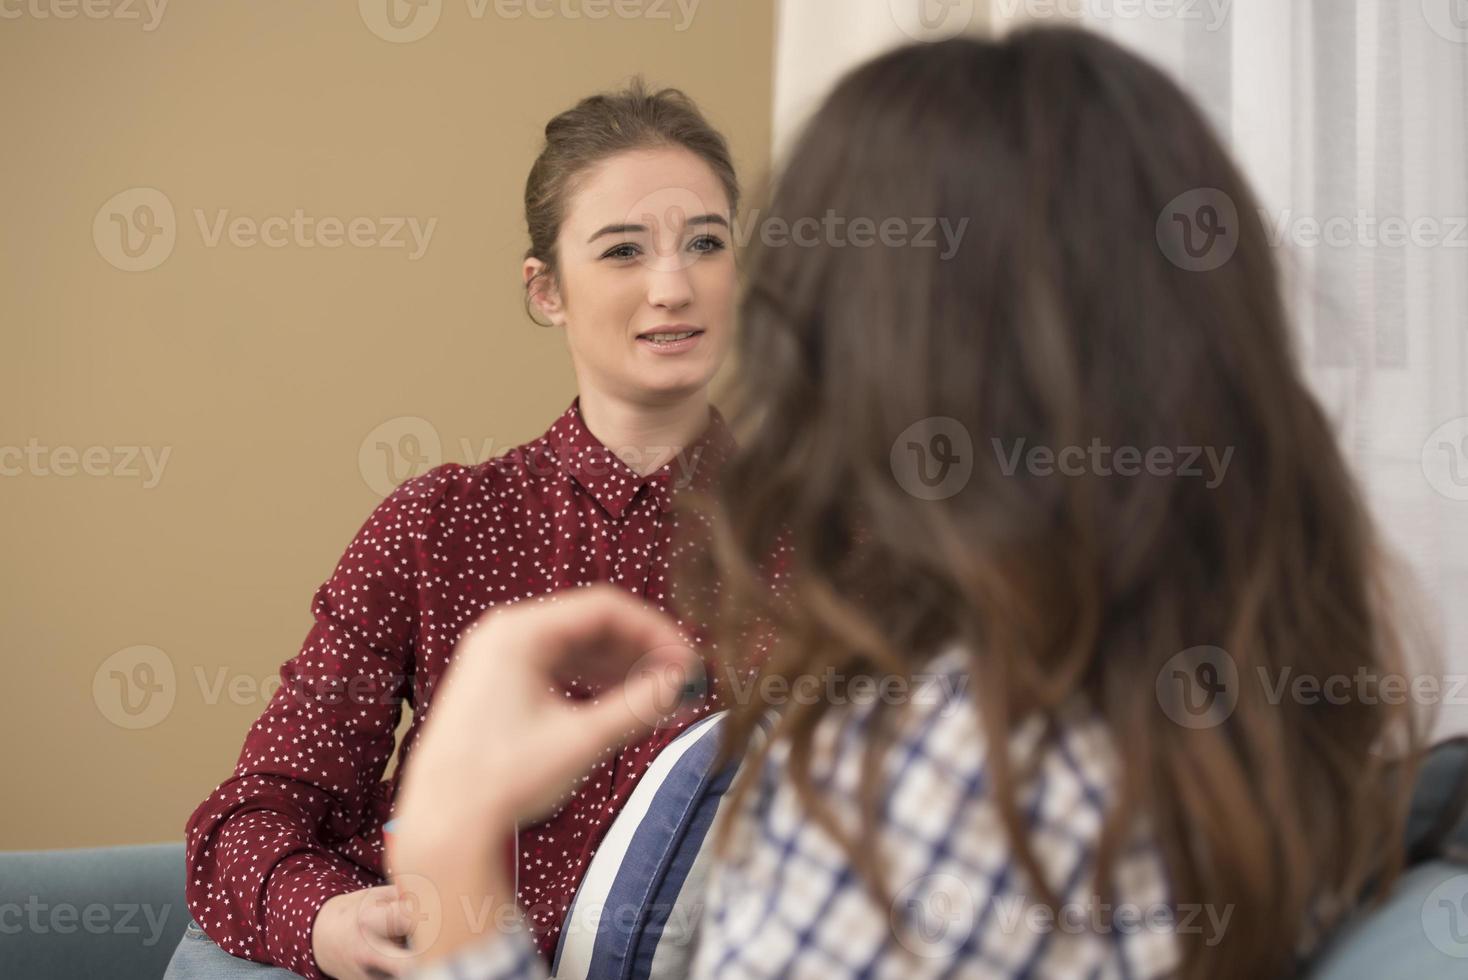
[168,82,741,980]
[389,27,1435,980]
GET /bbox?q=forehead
[562,146,731,237]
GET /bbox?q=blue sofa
[0,841,188,980]
[4,740,1464,979]
[4,846,1465,979]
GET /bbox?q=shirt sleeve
[183,464,462,979]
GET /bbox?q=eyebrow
[587,213,729,243]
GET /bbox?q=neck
[576,388,711,477]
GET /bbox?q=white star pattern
[181,398,770,978]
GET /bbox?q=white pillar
[772,0,996,160]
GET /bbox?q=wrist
[400,853,517,968]
[389,806,518,968]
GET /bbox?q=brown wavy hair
[671,26,1432,980]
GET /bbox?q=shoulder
[706,643,1178,977]
[377,450,529,524]
[369,461,473,526]
[458,430,573,508]
[357,427,572,549]
[386,461,472,504]
[755,644,1123,848]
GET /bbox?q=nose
[645,259,694,312]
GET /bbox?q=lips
[636,325,705,341]
[636,328,706,354]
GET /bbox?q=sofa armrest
[1303,860,1468,979]
[0,841,188,980]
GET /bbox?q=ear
[523,258,566,326]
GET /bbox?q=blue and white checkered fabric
[408,643,1182,980]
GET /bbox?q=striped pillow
[550,709,758,980]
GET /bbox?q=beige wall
[0,0,774,850]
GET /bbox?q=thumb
[361,885,420,941]
[578,651,703,750]
[500,649,705,825]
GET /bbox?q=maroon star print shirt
[183,397,738,978]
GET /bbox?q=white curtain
[774,1,1468,735]
[1074,1,1468,736]
[772,0,996,160]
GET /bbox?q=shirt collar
[542,396,736,520]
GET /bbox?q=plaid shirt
[407,645,1184,980]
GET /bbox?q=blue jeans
[162,917,302,978]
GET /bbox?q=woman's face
[526,146,736,405]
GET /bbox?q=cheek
[694,261,738,317]
[566,267,643,337]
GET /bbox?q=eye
[689,235,727,254]
[601,243,641,260]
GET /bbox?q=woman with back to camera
[167,80,748,980]
[385,26,1436,980]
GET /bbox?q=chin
[634,369,715,401]
[646,377,709,399]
